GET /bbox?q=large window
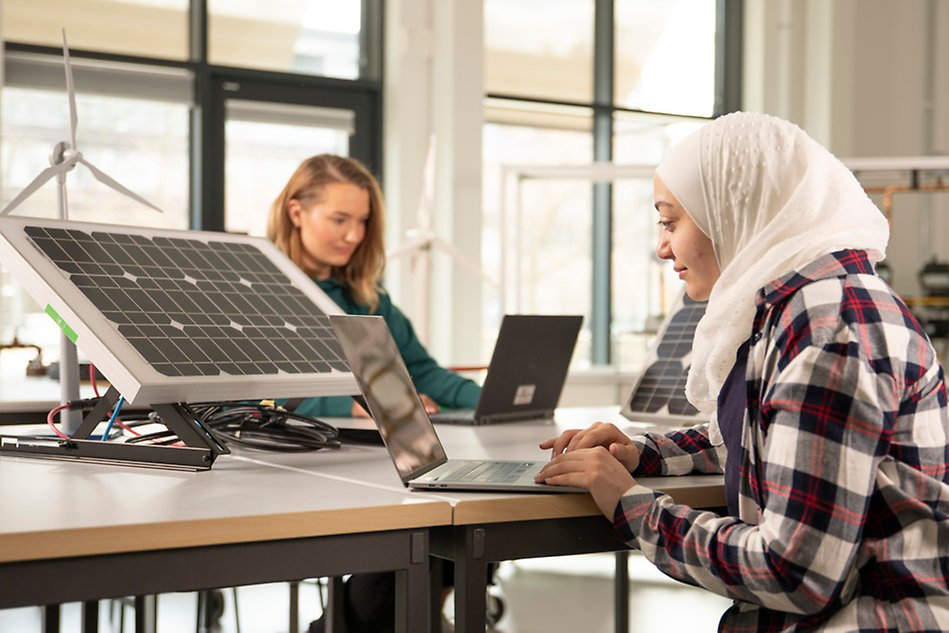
[0,56,192,373]
[483,0,738,369]
[0,0,382,381]
[0,84,190,227]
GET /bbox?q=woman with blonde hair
[269,154,479,632]
[268,154,480,419]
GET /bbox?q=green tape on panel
[45,304,78,344]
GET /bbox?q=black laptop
[430,314,582,425]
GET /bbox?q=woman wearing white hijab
[537,112,949,631]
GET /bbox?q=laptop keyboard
[442,460,533,483]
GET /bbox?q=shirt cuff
[612,482,663,544]
[632,437,664,476]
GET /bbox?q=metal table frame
[1,528,431,633]
[431,516,632,633]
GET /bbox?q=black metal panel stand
[0,386,229,470]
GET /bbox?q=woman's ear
[286,199,303,228]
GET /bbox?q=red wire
[89,362,101,397]
[59,363,176,444]
[86,362,141,436]
[46,403,71,439]
[115,420,140,436]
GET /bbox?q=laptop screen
[329,314,448,482]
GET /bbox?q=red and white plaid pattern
[618,250,949,632]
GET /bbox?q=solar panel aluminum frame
[0,216,359,407]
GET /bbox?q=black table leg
[42,604,60,633]
[81,600,99,633]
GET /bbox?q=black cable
[187,402,341,452]
[59,396,342,452]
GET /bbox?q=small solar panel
[0,216,359,406]
[621,291,706,424]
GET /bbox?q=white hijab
[656,112,889,440]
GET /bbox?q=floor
[0,552,732,632]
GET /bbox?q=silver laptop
[430,314,583,425]
[329,314,584,493]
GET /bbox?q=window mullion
[592,0,614,366]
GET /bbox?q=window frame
[484,0,741,366]
[2,0,385,233]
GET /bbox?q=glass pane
[209,0,363,78]
[2,0,188,61]
[484,0,594,103]
[0,85,190,385]
[1,87,190,226]
[483,110,594,365]
[612,112,706,370]
[224,100,353,237]
[612,180,681,371]
[613,111,706,164]
[614,0,717,117]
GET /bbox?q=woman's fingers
[609,442,641,471]
[539,429,580,455]
[535,447,637,517]
[540,423,635,460]
[418,393,440,414]
[566,422,628,452]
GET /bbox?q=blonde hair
[267,154,386,311]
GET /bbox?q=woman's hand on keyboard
[534,446,636,517]
[539,422,639,471]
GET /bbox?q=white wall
[383,0,483,367]
[743,0,949,296]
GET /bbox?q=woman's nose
[345,224,364,243]
[656,234,672,260]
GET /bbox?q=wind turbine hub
[48,141,70,166]
[62,147,81,163]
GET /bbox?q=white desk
[0,407,723,633]
[265,408,725,633]
[0,453,451,633]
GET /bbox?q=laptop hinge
[477,409,555,425]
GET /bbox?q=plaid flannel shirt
[616,250,949,632]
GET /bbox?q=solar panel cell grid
[23,224,351,379]
[623,293,705,422]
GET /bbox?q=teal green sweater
[292,276,481,418]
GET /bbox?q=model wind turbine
[1,29,163,432]
[386,135,496,343]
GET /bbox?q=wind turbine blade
[78,157,164,213]
[430,236,498,287]
[416,134,436,232]
[385,235,430,259]
[62,29,78,151]
[0,163,69,216]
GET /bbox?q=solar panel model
[0,216,359,469]
[621,291,707,425]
